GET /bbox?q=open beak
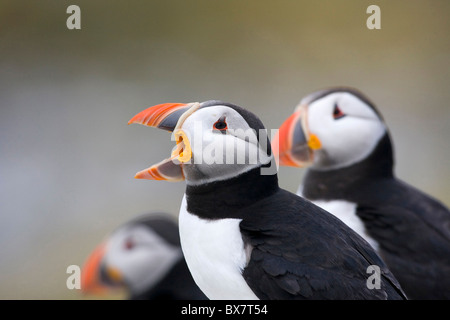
[128,102,200,181]
[81,242,125,295]
[272,104,321,167]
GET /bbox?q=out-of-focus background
[1,0,449,299]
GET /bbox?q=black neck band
[186,165,279,220]
[303,133,394,200]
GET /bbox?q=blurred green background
[1,0,449,299]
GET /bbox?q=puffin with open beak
[128,100,406,300]
[273,87,450,299]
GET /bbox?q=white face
[103,224,182,294]
[305,92,386,170]
[178,105,272,185]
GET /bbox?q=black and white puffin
[273,87,450,299]
[81,213,207,300]
[128,100,406,300]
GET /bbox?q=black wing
[357,208,450,298]
[353,178,450,299]
[240,189,406,300]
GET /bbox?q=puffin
[272,87,450,299]
[81,213,207,300]
[127,100,407,300]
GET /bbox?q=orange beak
[81,242,109,295]
[128,103,191,130]
[128,102,200,181]
[272,105,319,167]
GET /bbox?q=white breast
[178,194,259,300]
[298,186,379,251]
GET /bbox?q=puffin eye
[124,238,135,250]
[333,104,346,120]
[213,116,228,133]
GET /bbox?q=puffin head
[128,100,274,185]
[273,87,391,171]
[81,214,182,297]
